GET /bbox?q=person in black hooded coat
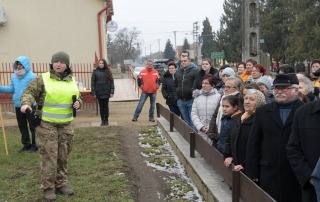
[91,59,115,126]
[161,62,180,116]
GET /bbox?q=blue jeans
[168,105,181,117]
[177,99,196,130]
[133,93,156,118]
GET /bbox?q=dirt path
[109,94,170,201]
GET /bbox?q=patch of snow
[138,126,204,202]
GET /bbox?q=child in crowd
[215,95,241,153]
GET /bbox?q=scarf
[15,69,26,79]
[241,111,253,123]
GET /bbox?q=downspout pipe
[97,0,112,59]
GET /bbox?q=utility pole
[157,39,161,52]
[242,0,260,63]
[145,47,147,57]
[193,22,199,65]
[173,31,177,58]
[150,44,152,57]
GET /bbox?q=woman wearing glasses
[208,76,244,147]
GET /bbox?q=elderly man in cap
[20,51,82,201]
[246,73,303,202]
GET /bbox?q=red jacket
[138,68,160,93]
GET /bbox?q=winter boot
[44,189,56,201]
[56,186,74,195]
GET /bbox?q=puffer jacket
[91,67,115,99]
[174,64,198,100]
[191,88,221,132]
[0,56,36,107]
[216,114,234,153]
[161,70,178,106]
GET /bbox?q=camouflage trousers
[35,121,74,190]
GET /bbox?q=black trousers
[98,98,109,122]
[15,107,36,148]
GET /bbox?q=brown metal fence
[156,103,276,202]
[0,62,96,113]
[0,62,95,89]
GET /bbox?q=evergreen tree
[163,39,176,60]
[182,38,190,50]
[260,0,292,63]
[286,0,320,63]
[201,17,214,59]
[216,0,242,63]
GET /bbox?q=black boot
[105,117,109,126]
[100,120,105,126]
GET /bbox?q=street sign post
[211,52,225,59]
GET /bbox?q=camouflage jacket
[20,70,83,116]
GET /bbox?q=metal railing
[156,103,276,202]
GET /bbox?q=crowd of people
[158,53,320,202]
[2,51,319,201]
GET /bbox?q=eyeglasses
[224,86,236,90]
[222,74,230,77]
[274,86,295,91]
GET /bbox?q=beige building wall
[0,0,109,64]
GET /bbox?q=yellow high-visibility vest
[42,72,79,123]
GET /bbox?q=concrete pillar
[242,0,260,63]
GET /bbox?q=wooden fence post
[190,132,195,158]
[156,103,160,118]
[232,170,240,202]
[170,112,174,132]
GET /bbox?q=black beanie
[51,51,70,67]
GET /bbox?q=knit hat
[256,76,272,90]
[246,89,266,109]
[222,67,235,77]
[51,51,70,67]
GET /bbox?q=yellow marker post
[0,104,9,155]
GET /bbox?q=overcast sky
[112,0,225,55]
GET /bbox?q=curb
[157,116,231,202]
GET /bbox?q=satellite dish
[107,20,118,33]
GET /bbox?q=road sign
[211,52,225,59]
[107,20,118,32]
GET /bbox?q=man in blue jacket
[0,56,37,152]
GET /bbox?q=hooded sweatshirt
[0,56,36,107]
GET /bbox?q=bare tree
[108,27,142,65]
